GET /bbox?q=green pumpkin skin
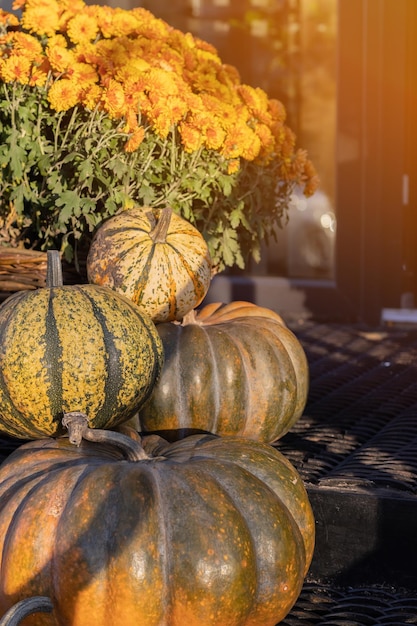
[139,301,309,443]
[0,433,315,626]
[0,285,163,439]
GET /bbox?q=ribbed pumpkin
[139,300,309,443]
[0,251,163,439]
[86,206,212,323]
[0,417,315,626]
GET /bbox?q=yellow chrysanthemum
[46,43,75,73]
[205,124,226,151]
[66,14,99,45]
[147,103,174,138]
[179,120,203,153]
[237,84,269,115]
[221,122,261,161]
[80,83,102,110]
[1,54,31,84]
[0,10,19,27]
[101,79,126,118]
[145,68,180,102]
[21,2,60,37]
[227,159,240,175]
[130,7,170,41]
[115,58,151,84]
[68,62,98,87]
[58,0,88,30]
[28,59,49,86]
[99,8,139,38]
[91,39,131,78]
[10,32,43,60]
[47,77,81,112]
[268,98,287,124]
[254,123,275,155]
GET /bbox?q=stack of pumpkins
[0,207,315,626]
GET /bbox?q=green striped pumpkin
[0,251,164,440]
[86,206,212,323]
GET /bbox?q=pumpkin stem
[62,412,151,462]
[0,597,53,625]
[149,207,172,243]
[46,250,63,288]
[181,309,198,325]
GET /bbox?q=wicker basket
[0,248,87,296]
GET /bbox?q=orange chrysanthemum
[101,79,126,118]
[0,10,19,27]
[124,126,145,153]
[227,159,240,175]
[80,83,102,110]
[179,120,203,153]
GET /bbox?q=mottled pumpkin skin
[0,434,314,626]
[140,301,309,443]
[0,285,163,439]
[86,207,212,323]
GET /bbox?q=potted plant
[0,0,318,275]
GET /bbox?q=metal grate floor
[276,320,417,493]
[282,582,417,625]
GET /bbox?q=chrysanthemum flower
[179,120,204,152]
[0,10,19,28]
[46,42,75,73]
[67,62,98,87]
[28,59,49,86]
[9,32,43,60]
[101,78,126,118]
[80,83,102,110]
[47,77,81,111]
[124,126,145,153]
[21,1,60,36]
[1,54,31,84]
[66,13,99,45]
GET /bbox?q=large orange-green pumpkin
[0,252,163,439]
[0,420,315,626]
[86,207,212,323]
[139,301,309,443]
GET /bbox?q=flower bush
[0,0,318,272]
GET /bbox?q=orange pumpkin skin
[86,207,212,323]
[0,433,314,626]
[139,301,309,443]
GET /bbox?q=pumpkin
[0,416,315,626]
[0,251,163,439]
[139,301,309,443]
[86,206,212,323]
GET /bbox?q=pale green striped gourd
[0,251,164,439]
[86,207,212,323]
